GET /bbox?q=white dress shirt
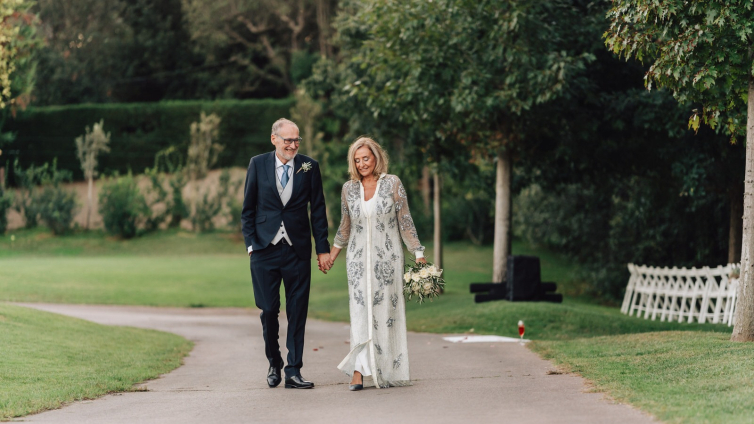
[247,154,294,254]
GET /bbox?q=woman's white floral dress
[334,173,425,388]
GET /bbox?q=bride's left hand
[416,258,427,264]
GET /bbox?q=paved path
[14,303,656,424]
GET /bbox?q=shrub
[150,146,188,228]
[37,185,77,235]
[186,112,223,181]
[167,172,189,228]
[191,169,241,232]
[99,174,149,238]
[12,159,73,230]
[142,168,170,233]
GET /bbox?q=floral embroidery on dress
[385,233,393,252]
[347,261,364,286]
[375,344,383,355]
[373,290,384,306]
[393,353,403,369]
[390,293,399,309]
[388,217,396,229]
[386,317,395,328]
[373,315,378,330]
[378,176,394,198]
[354,289,365,306]
[374,260,394,287]
[381,200,393,215]
[356,224,364,234]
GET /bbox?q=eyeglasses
[275,134,302,145]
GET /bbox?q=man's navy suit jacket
[241,151,330,261]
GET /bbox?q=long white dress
[334,173,425,388]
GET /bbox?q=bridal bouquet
[403,260,445,304]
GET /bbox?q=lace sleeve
[393,176,425,255]
[333,182,352,249]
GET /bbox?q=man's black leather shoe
[267,363,283,388]
[284,375,314,389]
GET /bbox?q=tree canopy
[604,0,754,137]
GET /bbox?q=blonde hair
[347,137,389,181]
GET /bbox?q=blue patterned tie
[281,164,290,188]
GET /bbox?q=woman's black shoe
[349,374,363,391]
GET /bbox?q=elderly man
[241,118,331,389]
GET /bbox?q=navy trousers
[250,240,311,378]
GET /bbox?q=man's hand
[317,253,331,274]
[416,257,427,264]
[248,251,253,257]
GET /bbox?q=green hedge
[5,98,295,180]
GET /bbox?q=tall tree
[182,0,331,97]
[32,0,198,104]
[0,0,39,186]
[319,0,595,276]
[604,0,754,340]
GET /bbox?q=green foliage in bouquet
[403,260,445,304]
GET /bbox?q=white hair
[271,118,299,135]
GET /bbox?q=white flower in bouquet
[403,259,445,304]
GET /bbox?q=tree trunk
[421,166,431,214]
[732,76,754,341]
[316,0,332,57]
[433,170,443,269]
[86,176,93,230]
[730,182,744,264]
[492,148,511,284]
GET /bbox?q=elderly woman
[327,137,426,391]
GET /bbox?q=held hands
[317,253,332,274]
[317,248,341,274]
[416,257,427,264]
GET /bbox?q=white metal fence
[621,263,739,326]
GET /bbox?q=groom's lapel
[290,155,304,204]
[265,152,284,208]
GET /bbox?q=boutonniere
[296,162,312,174]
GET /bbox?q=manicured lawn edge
[530,331,754,424]
[0,303,193,420]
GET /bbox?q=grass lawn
[0,227,745,423]
[0,303,192,420]
[532,332,754,424]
